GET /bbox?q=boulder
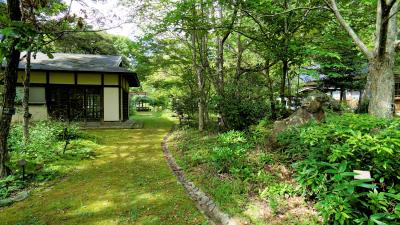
[273,91,337,134]
[0,190,29,207]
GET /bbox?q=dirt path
[0,113,205,225]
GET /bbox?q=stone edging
[162,129,237,225]
[0,190,29,207]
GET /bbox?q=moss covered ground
[0,112,205,225]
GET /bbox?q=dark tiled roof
[18,52,133,74]
[11,52,140,87]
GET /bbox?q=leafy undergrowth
[170,113,400,225]
[168,122,319,225]
[1,121,98,201]
[278,113,400,225]
[0,112,205,225]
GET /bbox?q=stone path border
[162,129,237,225]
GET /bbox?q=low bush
[278,113,400,224]
[1,120,98,200]
[247,119,272,146]
[170,126,318,223]
[210,131,253,174]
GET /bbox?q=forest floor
[0,112,205,225]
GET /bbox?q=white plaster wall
[11,105,48,123]
[103,87,120,121]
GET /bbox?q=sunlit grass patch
[0,113,205,225]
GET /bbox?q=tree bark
[368,58,395,118]
[280,59,288,105]
[328,0,398,118]
[340,86,346,102]
[0,0,22,178]
[197,63,206,131]
[264,61,277,119]
[23,51,31,147]
[214,2,227,129]
[191,31,205,131]
[287,71,292,107]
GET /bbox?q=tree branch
[221,1,239,44]
[241,9,270,38]
[258,6,326,17]
[326,0,373,59]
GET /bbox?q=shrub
[8,121,92,172]
[1,121,97,199]
[210,131,252,173]
[247,119,272,146]
[0,175,24,199]
[216,81,270,130]
[278,113,400,224]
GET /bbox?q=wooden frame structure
[11,53,139,122]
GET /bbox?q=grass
[0,112,205,225]
[168,129,247,215]
[169,127,320,225]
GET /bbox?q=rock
[0,198,13,207]
[273,91,336,134]
[13,191,29,202]
[0,190,29,207]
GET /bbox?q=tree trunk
[287,71,292,107]
[215,5,226,129]
[328,0,398,118]
[367,58,395,118]
[197,66,205,131]
[366,1,397,118]
[265,63,277,120]
[340,86,346,102]
[23,51,31,147]
[0,0,22,178]
[280,59,288,105]
[191,31,206,132]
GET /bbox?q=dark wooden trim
[7,69,139,87]
[74,72,78,85]
[17,68,133,74]
[46,71,49,85]
[118,74,122,121]
[100,73,105,122]
[100,87,104,122]
[17,83,46,87]
[16,83,119,88]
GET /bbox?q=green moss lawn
[0,112,205,225]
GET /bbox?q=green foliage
[53,32,136,68]
[8,121,86,162]
[210,131,252,173]
[0,121,97,199]
[171,126,319,223]
[0,175,23,199]
[259,182,298,199]
[278,113,400,224]
[247,119,272,146]
[172,96,197,118]
[216,81,270,131]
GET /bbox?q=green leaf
[0,28,16,37]
[357,183,377,189]
[385,193,400,201]
[46,53,54,59]
[370,213,388,225]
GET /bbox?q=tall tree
[327,0,398,118]
[212,0,239,128]
[0,0,22,178]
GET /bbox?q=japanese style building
[12,53,139,123]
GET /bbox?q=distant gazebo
[129,92,151,111]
